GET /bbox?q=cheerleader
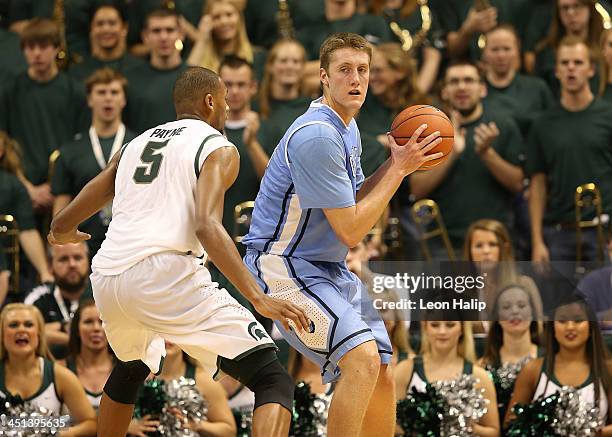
[506,297,612,434]
[464,219,542,318]
[395,314,499,436]
[0,303,96,435]
[64,299,114,411]
[478,284,542,421]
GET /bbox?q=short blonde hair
[0,304,53,361]
[319,32,372,72]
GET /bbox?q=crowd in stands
[1,0,612,435]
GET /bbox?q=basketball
[389,105,454,169]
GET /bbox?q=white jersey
[92,119,233,275]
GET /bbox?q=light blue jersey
[243,98,365,262]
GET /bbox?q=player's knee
[218,347,294,412]
[103,359,150,404]
[339,342,380,377]
[248,360,295,412]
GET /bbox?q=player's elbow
[335,229,361,248]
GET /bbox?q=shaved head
[173,66,222,113]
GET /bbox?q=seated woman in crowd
[257,38,311,153]
[0,303,96,435]
[134,341,236,437]
[463,219,541,320]
[188,0,265,79]
[600,27,612,101]
[367,0,442,93]
[479,283,542,421]
[0,131,53,288]
[528,0,604,94]
[63,299,113,412]
[394,315,500,436]
[506,297,612,434]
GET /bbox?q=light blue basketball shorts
[244,249,392,383]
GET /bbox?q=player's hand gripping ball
[389,105,454,169]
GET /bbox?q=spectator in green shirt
[68,3,144,83]
[257,38,311,154]
[214,55,269,309]
[600,27,612,101]
[0,18,87,207]
[123,8,189,133]
[529,0,605,95]
[482,24,554,136]
[411,61,524,253]
[0,131,53,287]
[52,68,136,257]
[528,37,612,263]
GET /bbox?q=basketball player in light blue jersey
[243,33,443,437]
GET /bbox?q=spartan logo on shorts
[248,322,268,341]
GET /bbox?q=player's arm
[49,151,120,244]
[528,173,549,263]
[326,127,442,247]
[195,146,310,332]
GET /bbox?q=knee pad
[218,347,294,412]
[103,359,151,405]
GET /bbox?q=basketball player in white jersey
[48,66,310,437]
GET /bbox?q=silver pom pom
[158,377,208,436]
[0,402,61,436]
[431,374,489,437]
[312,392,332,436]
[551,386,603,437]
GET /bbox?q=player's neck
[150,52,182,70]
[325,1,355,21]
[27,64,59,83]
[457,102,483,124]
[486,69,516,88]
[321,95,355,126]
[93,118,122,138]
[560,86,594,112]
[270,81,299,101]
[92,43,125,61]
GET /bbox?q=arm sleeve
[287,126,355,209]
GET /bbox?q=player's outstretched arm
[195,146,310,332]
[324,126,442,247]
[48,151,120,245]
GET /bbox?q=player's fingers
[420,137,442,154]
[409,124,428,145]
[386,133,399,148]
[289,304,310,331]
[423,152,444,162]
[417,131,440,148]
[284,306,308,332]
[76,231,91,241]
